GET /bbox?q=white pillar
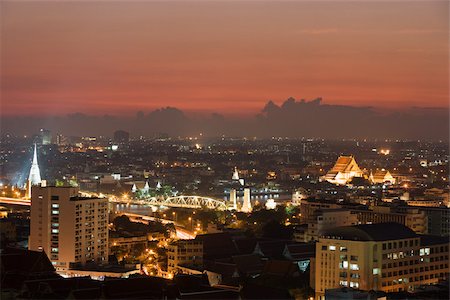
[230,189,237,210]
[241,188,252,213]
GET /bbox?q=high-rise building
[40,128,52,145]
[29,186,108,272]
[314,223,449,299]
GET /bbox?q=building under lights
[314,222,449,299]
[28,186,108,272]
[322,156,363,185]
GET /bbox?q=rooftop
[322,222,417,242]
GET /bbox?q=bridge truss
[143,195,228,210]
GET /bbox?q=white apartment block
[29,186,108,272]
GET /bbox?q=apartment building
[29,186,108,272]
[315,223,448,299]
[354,206,427,234]
[304,208,358,242]
[167,239,203,275]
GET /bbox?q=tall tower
[241,188,252,213]
[29,144,42,185]
[26,144,42,199]
[230,188,237,210]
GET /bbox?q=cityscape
[1,1,449,300]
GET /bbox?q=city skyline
[2,1,448,117]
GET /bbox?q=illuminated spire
[232,167,240,181]
[28,144,42,185]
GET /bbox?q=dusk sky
[2,1,449,117]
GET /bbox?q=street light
[172,211,177,222]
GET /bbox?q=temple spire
[28,144,42,185]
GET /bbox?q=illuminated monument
[26,144,42,198]
[322,155,363,185]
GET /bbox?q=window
[373,268,380,275]
[52,204,59,208]
[52,229,59,233]
[349,282,359,288]
[52,210,59,215]
[420,248,430,256]
[339,280,348,287]
[51,248,58,252]
[340,261,349,269]
[51,195,59,200]
[329,245,336,251]
[350,255,358,261]
[340,246,347,252]
[322,245,327,251]
[350,264,359,270]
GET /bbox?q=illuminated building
[28,144,42,186]
[29,186,108,272]
[370,169,396,185]
[291,188,307,206]
[26,144,42,199]
[314,223,449,299]
[167,239,203,274]
[322,156,363,185]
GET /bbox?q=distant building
[113,130,130,143]
[29,186,108,272]
[322,156,363,185]
[370,169,396,185]
[40,128,52,145]
[314,223,449,299]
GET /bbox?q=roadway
[0,197,31,206]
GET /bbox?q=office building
[29,186,108,272]
[314,223,449,299]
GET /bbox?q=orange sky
[1,1,448,116]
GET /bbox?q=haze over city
[2,0,449,140]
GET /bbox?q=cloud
[1,98,448,140]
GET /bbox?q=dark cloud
[1,98,448,140]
